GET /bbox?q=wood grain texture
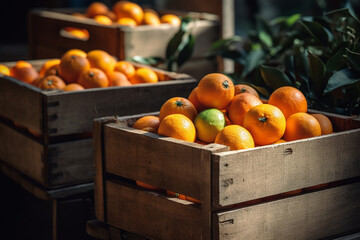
[93,116,117,222]
[212,128,360,207]
[0,74,43,134]
[44,78,196,137]
[105,179,202,240]
[0,121,44,184]
[214,182,360,240]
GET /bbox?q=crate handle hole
[283,148,293,155]
[60,27,89,41]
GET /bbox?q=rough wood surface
[0,74,43,134]
[105,179,202,240]
[212,128,360,207]
[214,182,360,240]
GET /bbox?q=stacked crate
[92,111,360,240]
[0,60,197,239]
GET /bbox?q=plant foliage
[210,1,360,115]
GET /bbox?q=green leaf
[307,51,326,94]
[166,18,192,60]
[209,36,242,52]
[326,47,347,72]
[177,34,195,68]
[241,49,265,77]
[130,56,163,65]
[346,48,360,71]
[324,69,360,93]
[299,20,329,44]
[286,13,301,26]
[259,31,272,48]
[260,65,295,90]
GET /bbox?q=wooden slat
[212,128,360,207]
[0,121,45,184]
[105,179,202,240]
[0,75,43,134]
[47,138,94,186]
[103,123,206,200]
[44,79,196,137]
[94,116,118,222]
[214,182,360,240]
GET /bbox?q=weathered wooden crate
[0,60,197,188]
[94,111,360,240]
[28,9,220,79]
[0,162,95,240]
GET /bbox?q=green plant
[130,17,195,72]
[210,2,360,115]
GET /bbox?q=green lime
[194,108,226,143]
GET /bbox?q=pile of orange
[5,48,163,91]
[131,73,335,201]
[71,1,181,27]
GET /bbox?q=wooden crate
[0,60,197,188]
[28,9,220,79]
[94,111,360,240]
[0,162,95,240]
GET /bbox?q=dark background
[0,0,358,61]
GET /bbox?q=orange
[283,112,321,141]
[117,17,137,27]
[10,61,39,84]
[64,27,89,39]
[268,86,308,119]
[130,67,158,84]
[311,113,333,135]
[78,68,109,88]
[166,190,186,200]
[31,77,44,87]
[37,75,66,90]
[143,10,161,26]
[87,50,116,74]
[215,125,255,150]
[63,49,87,58]
[112,1,144,25]
[106,11,117,21]
[194,108,225,143]
[114,61,136,79]
[234,84,260,98]
[94,15,113,25]
[132,115,160,133]
[107,71,131,86]
[39,59,61,76]
[274,139,286,144]
[0,64,10,76]
[159,97,197,121]
[136,181,161,191]
[58,54,90,84]
[158,114,196,142]
[86,2,109,18]
[187,87,206,112]
[63,83,85,91]
[228,93,263,126]
[197,73,235,110]
[44,64,60,76]
[243,104,286,146]
[160,14,181,26]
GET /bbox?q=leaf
[177,34,195,68]
[307,51,326,94]
[209,36,242,52]
[165,18,192,60]
[324,69,360,93]
[259,31,272,48]
[130,56,163,65]
[286,13,301,26]
[346,48,360,72]
[241,49,265,77]
[299,20,329,44]
[326,47,347,72]
[260,65,295,90]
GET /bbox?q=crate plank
[212,128,360,207]
[106,179,202,240]
[0,121,44,184]
[0,75,43,134]
[214,182,360,240]
[103,122,227,200]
